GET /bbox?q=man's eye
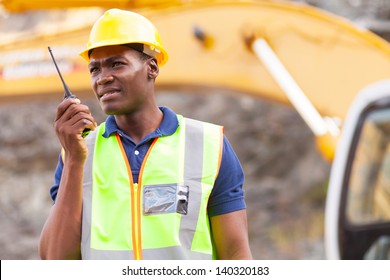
[113,61,124,67]
[89,67,99,74]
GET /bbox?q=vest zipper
[132,183,141,260]
[116,133,158,260]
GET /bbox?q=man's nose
[97,70,114,85]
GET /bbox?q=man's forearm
[39,159,84,259]
[39,204,82,259]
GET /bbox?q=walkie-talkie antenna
[48,46,90,137]
[48,46,76,99]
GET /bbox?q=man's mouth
[100,90,120,100]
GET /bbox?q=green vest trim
[81,115,223,260]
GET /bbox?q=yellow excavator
[1,0,390,259]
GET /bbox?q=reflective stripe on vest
[81,115,223,259]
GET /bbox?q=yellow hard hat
[80,8,168,66]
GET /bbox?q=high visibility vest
[81,115,223,259]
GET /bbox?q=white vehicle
[326,80,390,259]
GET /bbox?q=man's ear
[148,58,159,80]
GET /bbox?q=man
[39,8,252,260]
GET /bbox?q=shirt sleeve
[49,153,63,202]
[207,135,246,217]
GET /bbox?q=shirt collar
[102,106,179,139]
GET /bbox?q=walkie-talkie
[48,46,90,137]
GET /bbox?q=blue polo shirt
[50,106,246,217]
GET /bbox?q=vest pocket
[143,184,189,215]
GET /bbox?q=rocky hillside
[0,89,329,259]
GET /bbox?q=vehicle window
[346,108,390,225]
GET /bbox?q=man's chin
[102,108,128,116]
[100,103,139,116]
[100,105,117,115]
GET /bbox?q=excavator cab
[325,80,390,259]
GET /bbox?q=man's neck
[114,106,163,144]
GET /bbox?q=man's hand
[54,98,97,161]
